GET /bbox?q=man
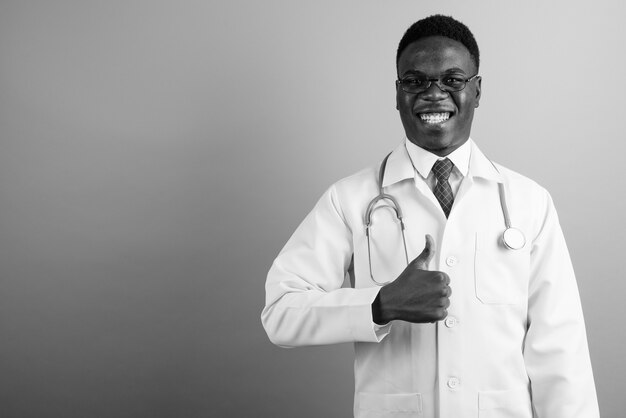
[262,15,599,418]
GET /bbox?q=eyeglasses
[396,74,480,94]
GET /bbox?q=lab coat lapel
[449,141,504,214]
[381,143,444,216]
[467,141,504,184]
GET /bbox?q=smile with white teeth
[419,112,451,124]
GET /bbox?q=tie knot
[432,158,454,182]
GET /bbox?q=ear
[395,80,400,110]
[474,76,482,108]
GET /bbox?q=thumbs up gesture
[372,234,451,324]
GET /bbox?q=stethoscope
[364,152,526,285]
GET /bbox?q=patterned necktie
[432,158,454,218]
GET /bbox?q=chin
[411,136,463,156]
[414,135,451,149]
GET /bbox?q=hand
[372,234,451,324]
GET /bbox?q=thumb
[412,234,435,270]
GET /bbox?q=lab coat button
[446,256,458,266]
[445,316,457,328]
[447,377,460,389]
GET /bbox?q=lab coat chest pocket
[478,386,533,417]
[474,232,529,305]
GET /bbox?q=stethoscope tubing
[365,151,525,285]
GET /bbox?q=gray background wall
[0,0,623,417]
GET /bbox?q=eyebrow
[400,67,468,77]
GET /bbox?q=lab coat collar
[468,140,504,183]
[380,142,415,188]
[381,138,503,188]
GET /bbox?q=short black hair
[396,15,480,74]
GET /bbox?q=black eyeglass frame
[396,74,480,94]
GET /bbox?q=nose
[420,80,448,100]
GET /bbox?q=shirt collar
[381,137,503,188]
[405,138,471,180]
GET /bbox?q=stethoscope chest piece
[502,227,526,250]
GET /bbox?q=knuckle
[431,272,446,283]
[436,308,448,319]
[431,271,450,284]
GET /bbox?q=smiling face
[396,36,481,156]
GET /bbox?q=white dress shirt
[405,137,471,199]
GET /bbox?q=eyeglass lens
[398,76,470,93]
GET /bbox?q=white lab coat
[261,140,599,418]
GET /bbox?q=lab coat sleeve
[261,184,391,347]
[523,190,599,417]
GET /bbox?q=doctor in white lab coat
[262,15,599,418]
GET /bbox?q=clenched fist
[372,234,451,324]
